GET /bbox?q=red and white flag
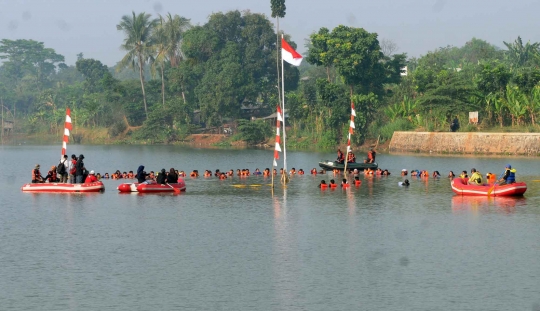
[62,108,72,156]
[281,38,303,67]
[347,102,355,153]
[274,106,282,166]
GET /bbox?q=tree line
[1,9,540,146]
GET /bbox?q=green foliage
[270,0,286,18]
[378,118,414,141]
[236,119,272,145]
[317,129,337,149]
[503,36,540,68]
[307,25,405,95]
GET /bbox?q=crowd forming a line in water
[31,155,514,188]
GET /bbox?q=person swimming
[399,179,410,187]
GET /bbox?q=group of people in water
[31,151,518,189]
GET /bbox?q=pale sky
[1,0,539,66]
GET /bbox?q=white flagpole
[281,34,288,182]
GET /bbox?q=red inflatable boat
[451,178,527,196]
[117,179,186,193]
[21,182,105,193]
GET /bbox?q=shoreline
[3,132,540,157]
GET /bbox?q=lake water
[1,145,540,311]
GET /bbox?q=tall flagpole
[281,34,288,183]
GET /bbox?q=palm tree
[162,13,191,68]
[152,13,191,107]
[117,11,158,119]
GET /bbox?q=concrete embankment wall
[389,132,540,155]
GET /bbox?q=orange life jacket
[355,180,361,186]
[32,169,40,181]
[320,183,328,189]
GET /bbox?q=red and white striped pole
[272,106,283,188]
[61,108,72,156]
[343,102,355,178]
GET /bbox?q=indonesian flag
[281,38,303,66]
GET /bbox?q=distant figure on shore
[450,117,460,132]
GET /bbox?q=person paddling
[498,164,516,185]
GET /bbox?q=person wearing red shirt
[84,170,98,183]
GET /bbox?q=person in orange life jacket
[347,151,356,163]
[354,176,361,186]
[44,165,59,183]
[498,164,516,185]
[341,178,350,187]
[219,173,227,180]
[311,168,317,175]
[319,180,327,189]
[298,169,305,175]
[167,168,178,183]
[364,148,376,163]
[329,179,337,188]
[31,164,44,183]
[84,170,98,183]
[337,149,345,164]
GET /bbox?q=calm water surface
[1,145,540,311]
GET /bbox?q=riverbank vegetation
[1,8,540,148]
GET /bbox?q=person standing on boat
[69,154,77,183]
[57,154,69,183]
[364,148,376,163]
[468,168,483,185]
[498,164,516,185]
[75,154,86,184]
[337,149,345,164]
[31,164,44,183]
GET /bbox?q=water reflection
[451,195,526,214]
